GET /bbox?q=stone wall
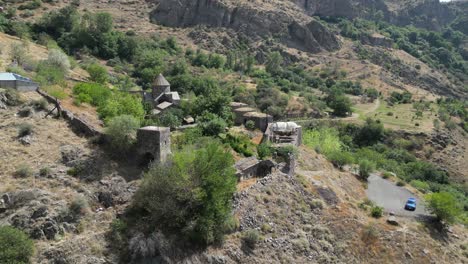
[37,89,102,137]
[235,157,276,181]
[136,126,171,164]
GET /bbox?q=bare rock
[387,216,399,226]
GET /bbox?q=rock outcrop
[292,0,458,31]
[149,0,341,53]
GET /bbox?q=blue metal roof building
[0,72,38,92]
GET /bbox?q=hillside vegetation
[0,0,466,263]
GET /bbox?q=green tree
[265,51,283,74]
[359,159,375,179]
[197,113,227,136]
[354,118,384,146]
[132,142,237,244]
[327,150,354,170]
[328,94,352,117]
[87,63,108,84]
[425,192,462,224]
[97,93,145,123]
[0,226,34,264]
[105,115,140,155]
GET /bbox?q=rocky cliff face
[292,0,457,31]
[149,0,341,53]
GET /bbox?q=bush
[97,93,145,123]
[370,206,383,218]
[425,192,462,224]
[132,142,237,245]
[46,49,70,73]
[18,123,33,137]
[396,180,406,187]
[223,133,254,157]
[0,226,34,264]
[257,143,272,160]
[69,196,89,217]
[105,115,140,155]
[18,106,32,117]
[197,113,227,136]
[72,83,111,106]
[15,164,33,178]
[3,88,23,106]
[327,150,354,170]
[242,229,261,248]
[382,171,393,179]
[87,63,108,84]
[410,180,430,193]
[31,99,48,110]
[245,120,255,130]
[358,159,374,179]
[39,167,51,177]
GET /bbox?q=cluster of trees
[72,82,144,123]
[131,142,237,245]
[336,18,467,83]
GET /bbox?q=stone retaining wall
[37,88,102,137]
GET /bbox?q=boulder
[98,191,113,208]
[387,216,399,226]
[31,206,48,219]
[60,145,84,166]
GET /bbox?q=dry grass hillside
[0,91,144,263]
[199,147,468,263]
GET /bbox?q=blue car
[405,198,416,211]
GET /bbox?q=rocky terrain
[0,0,466,263]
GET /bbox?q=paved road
[366,174,430,218]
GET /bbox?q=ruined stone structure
[264,122,302,147]
[234,156,276,181]
[136,126,171,164]
[230,102,273,132]
[144,74,180,114]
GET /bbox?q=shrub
[410,180,430,193]
[69,195,89,217]
[46,49,71,73]
[370,206,383,218]
[361,223,379,245]
[17,123,33,137]
[132,142,237,245]
[72,83,111,106]
[242,229,261,248]
[382,171,393,179]
[18,106,32,117]
[87,63,108,84]
[257,143,272,160]
[97,93,145,123]
[425,192,462,224]
[3,88,23,106]
[31,99,48,110]
[396,180,406,187]
[39,167,51,177]
[197,113,227,136]
[358,159,374,179]
[327,150,354,170]
[105,115,140,155]
[223,133,254,157]
[15,164,33,178]
[0,226,34,264]
[275,145,298,159]
[245,120,255,130]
